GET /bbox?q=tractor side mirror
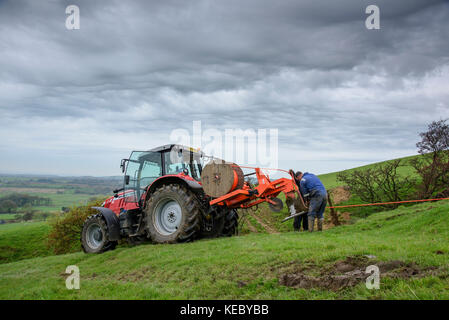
[120,159,128,173]
[124,175,130,185]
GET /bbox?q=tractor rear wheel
[144,184,201,243]
[221,209,239,236]
[81,214,118,253]
[202,208,239,238]
[201,214,226,238]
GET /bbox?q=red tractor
[81,144,307,253]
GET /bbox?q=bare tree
[337,168,379,204]
[337,159,415,209]
[372,159,415,203]
[416,119,449,156]
[410,119,449,198]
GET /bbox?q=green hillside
[0,222,52,264]
[0,201,448,299]
[318,154,419,190]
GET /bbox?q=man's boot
[308,216,315,232]
[317,218,323,231]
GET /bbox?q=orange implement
[209,167,307,210]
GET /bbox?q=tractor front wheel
[144,184,201,243]
[81,214,117,253]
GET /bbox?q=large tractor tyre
[221,209,239,237]
[81,214,118,253]
[144,184,202,244]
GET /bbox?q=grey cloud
[0,0,448,175]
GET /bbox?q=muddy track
[237,210,258,233]
[249,212,279,234]
[245,219,258,233]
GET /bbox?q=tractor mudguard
[147,176,202,195]
[184,179,202,190]
[91,207,121,241]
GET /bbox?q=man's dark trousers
[293,213,308,231]
[308,189,327,219]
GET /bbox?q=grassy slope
[0,201,448,300]
[0,222,52,264]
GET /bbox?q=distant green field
[0,201,448,299]
[31,191,108,213]
[0,174,120,216]
[0,189,108,214]
[0,214,19,220]
[0,222,52,264]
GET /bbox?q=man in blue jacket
[295,171,327,232]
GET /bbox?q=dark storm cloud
[0,0,448,175]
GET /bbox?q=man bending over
[295,171,327,232]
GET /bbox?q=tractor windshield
[163,148,203,181]
[124,151,162,203]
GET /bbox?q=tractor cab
[121,144,205,205]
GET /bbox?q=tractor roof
[149,144,203,155]
[149,144,175,152]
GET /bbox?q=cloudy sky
[0,0,448,176]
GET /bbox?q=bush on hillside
[337,159,416,209]
[47,199,105,254]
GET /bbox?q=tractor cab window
[124,151,162,203]
[163,149,203,181]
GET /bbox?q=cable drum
[201,161,244,198]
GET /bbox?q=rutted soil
[249,212,279,234]
[279,255,440,291]
[245,220,258,233]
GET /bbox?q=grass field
[0,222,52,264]
[0,190,107,214]
[0,175,119,216]
[0,214,19,221]
[33,191,107,213]
[0,201,447,299]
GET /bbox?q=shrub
[47,199,105,254]
[33,211,51,221]
[337,159,416,209]
[22,211,34,221]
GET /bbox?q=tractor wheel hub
[154,199,182,236]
